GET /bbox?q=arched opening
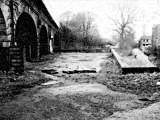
[15,12,38,62]
[0,8,9,72]
[39,25,49,56]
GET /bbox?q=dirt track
[0,53,160,120]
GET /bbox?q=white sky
[43,0,160,40]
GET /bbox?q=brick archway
[15,12,38,62]
[39,25,49,56]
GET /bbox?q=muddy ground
[0,52,160,120]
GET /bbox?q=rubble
[0,71,53,100]
[98,54,160,101]
[62,70,97,74]
[41,69,58,74]
[1,53,160,120]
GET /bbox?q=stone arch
[15,12,38,62]
[39,25,49,56]
[29,11,38,28]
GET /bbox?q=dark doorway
[15,12,38,62]
[39,25,49,56]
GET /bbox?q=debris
[139,92,160,101]
[41,69,58,74]
[156,82,160,85]
[98,54,160,99]
[150,92,160,101]
[42,81,63,86]
[62,70,96,74]
[138,97,151,101]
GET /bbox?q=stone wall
[0,0,58,72]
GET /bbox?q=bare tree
[68,12,98,47]
[58,11,104,50]
[110,5,137,49]
[59,11,74,26]
[69,12,95,36]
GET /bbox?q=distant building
[152,24,160,49]
[139,36,152,54]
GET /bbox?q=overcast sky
[43,0,160,40]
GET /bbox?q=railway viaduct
[0,0,58,72]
